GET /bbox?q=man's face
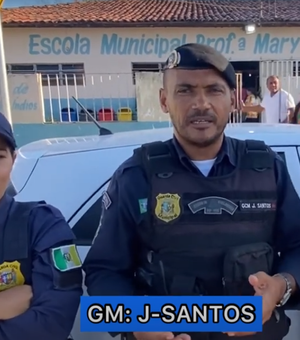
[0,137,15,198]
[267,77,279,94]
[159,68,235,147]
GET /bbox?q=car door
[271,146,300,195]
[271,146,300,340]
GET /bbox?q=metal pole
[0,11,12,126]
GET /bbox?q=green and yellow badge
[51,244,82,272]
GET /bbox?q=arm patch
[51,244,82,272]
[50,244,83,290]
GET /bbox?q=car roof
[17,123,300,159]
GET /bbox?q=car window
[72,195,103,245]
[71,180,111,246]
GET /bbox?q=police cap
[0,112,16,150]
[163,43,236,89]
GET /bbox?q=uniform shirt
[261,89,295,123]
[0,194,83,340]
[83,136,300,302]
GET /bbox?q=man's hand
[0,285,33,320]
[133,332,191,340]
[224,271,286,337]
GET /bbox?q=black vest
[0,201,45,291]
[134,139,278,296]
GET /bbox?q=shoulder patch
[51,244,82,272]
[102,191,112,210]
[138,198,148,214]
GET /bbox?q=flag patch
[51,244,82,272]
[138,198,148,214]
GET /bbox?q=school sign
[25,28,300,61]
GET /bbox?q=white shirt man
[242,76,295,123]
[260,88,295,123]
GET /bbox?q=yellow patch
[155,193,181,223]
[0,261,25,291]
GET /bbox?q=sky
[3,0,75,8]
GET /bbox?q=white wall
[3,26,300,120]
[7,73,45,123]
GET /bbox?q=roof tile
[2,0,300,26]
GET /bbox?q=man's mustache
[187,111,217,123]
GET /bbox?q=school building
[2,0,300,124]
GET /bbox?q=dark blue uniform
[0,194,82,340]
[83,136,300,296]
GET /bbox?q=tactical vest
[134,139,278,297]
[0,201,45,291]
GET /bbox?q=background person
[291,101,300,124]
[242,75,295,123]
[243,88,261,122]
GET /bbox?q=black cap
[163,43,236,89]
[0,112,16,150]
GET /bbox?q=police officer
[0,112,82,339]
[83,44,300,340]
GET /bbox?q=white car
[10,123,300,340]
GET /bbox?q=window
[131,62,163,85]
[71,181,111,245]
[293,61,300,77]
[72,194,103,246]
[7,63,85,87]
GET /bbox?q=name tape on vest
[188,197,238,215]
[239,201,277,211]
